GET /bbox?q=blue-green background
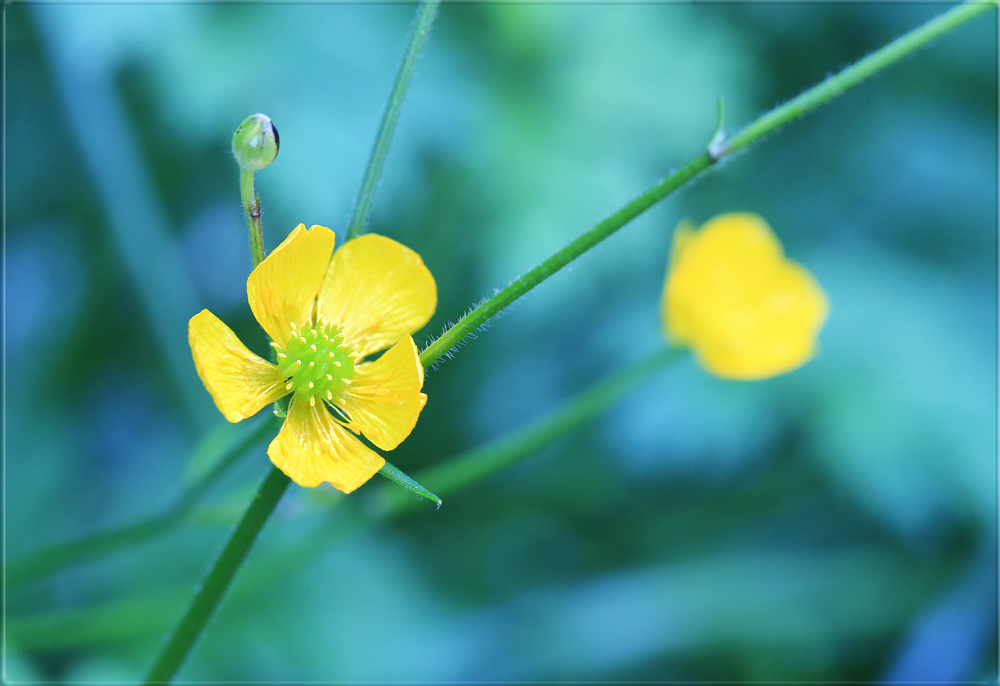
[5,3,997,682]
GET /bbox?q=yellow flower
[189,224,436,493]
[662,213,828,380]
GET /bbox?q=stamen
[280,319,354,400]
[310,397,316,407]
[269,342,281,349]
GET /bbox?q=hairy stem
[141,3,991,682]
[418,0,993,369]
[240,167,265,268]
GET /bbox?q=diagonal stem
[144,3,446,683]
[7,417,277,587]
[387,346,686,515]
[345,0,442,241]
[8,347,686,653]
[140,2,992,682]
[418,0,995,369]
[144,466,290,684]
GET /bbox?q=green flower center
[274,320,355,405]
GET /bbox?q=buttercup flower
[189,225,436,492]
[662,213,828,380]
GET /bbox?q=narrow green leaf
[378,460,442,508]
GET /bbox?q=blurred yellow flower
[662,213,828,380]
[189,225,436,493]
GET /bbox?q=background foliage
[6,3,997,682]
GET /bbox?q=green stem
[418,151,710,368]
[722,1,995,155]
[6,417,277,587]
[418,0,994,369]
[345,0,441,242]
[240,167,265,267]
[146,152,283,686]
[140,3,991,682]
[8,348,686,652]
[389,346,684,515]
[144,466,290,684]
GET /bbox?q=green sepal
[378,460,442,508]
[272,396,289,418]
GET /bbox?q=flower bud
[232,113,279,171]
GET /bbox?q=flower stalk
[147,113,291,684]
[419,0,994,369]
[144,466,290,684]
[346,0,442,241]
[386,345,686,516]
[240,167,265,268]
[144,2,991,683]
[232,112,280,267]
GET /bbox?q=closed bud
[232,113,279,171]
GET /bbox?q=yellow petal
[342,335,426,451]
[268,398,385,492]
[247,224,336,346]
[667,220,697,271]
[318,234,436,359]
[189,309,288,422]
[663,213,829,380]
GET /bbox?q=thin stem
[8,348,687,651]
[388,346,685,516]
[240,167,265,268]
[418,0,994,369]
[722,1,995,155]
[146,153,282,686]
[419,151,710,368]
[139,4,990,682]
[144,466,290,684]
[345,0,441,242]
[6,417,277,587]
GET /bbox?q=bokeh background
[5,2,997,682]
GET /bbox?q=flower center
[274,320,355,406]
